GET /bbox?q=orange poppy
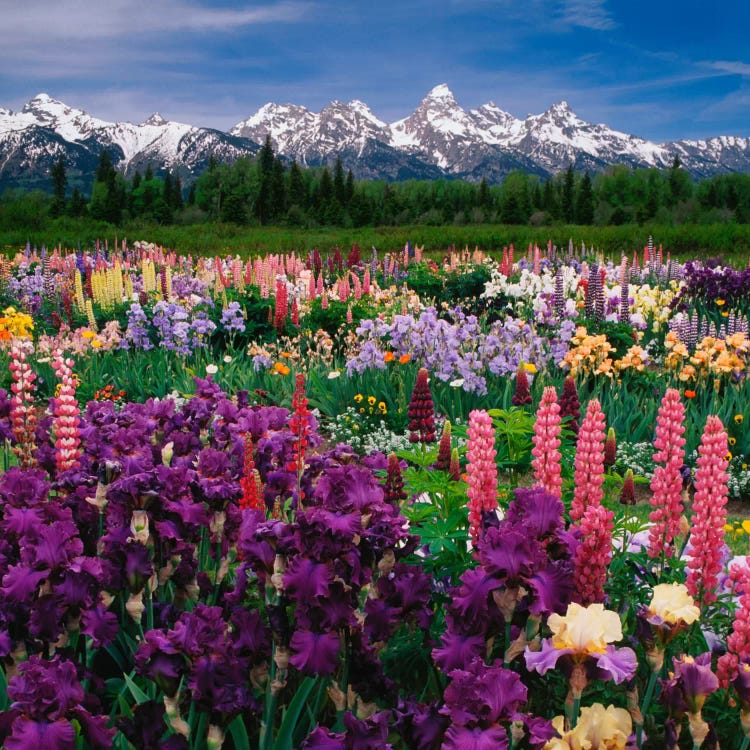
[383,351,395,362]
[399,354,411,364]
[685,389,697,399]
[273,362,291,375]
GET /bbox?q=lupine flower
[288,373,312,502]
[383,453,407,506]
[558,377,581,436]
[647,389,686,560]
[573,503,614,605]
[239,434,264,512]
[619,469,636,506]
[570,399,606,522]
[9,340,38,468]
[51,348,82,472]
[511,367,532,406]
[407,368,436,444]
[465,409,498,547]
[604,427,616,468]
[531,386,562,498]
[686,415,729,608]
[435,421,452,471]
[718,562,750,686]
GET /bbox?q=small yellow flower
[523,362,537,374]
[735,414,744,424]
[729,437,737,446]
[367,396,376,406]
[354,394,363,403]
[726,451,733,462]
[716,299,726,306]
[82,330,96,339]
[378,401,387,413]
[91,340,102,349]
[743,521,750,535]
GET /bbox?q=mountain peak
[143,112,167,126]
[424,84,456,102]
[23,92,68,114]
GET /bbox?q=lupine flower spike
[51,348,83,472]
[647,388,686,564]
[408,368,437,444]
[531,386,562,498]
[466,409,498,548]
[570,399,606,522]
[559,376,581,436]
[686,415,729,609]
[9,340,38,468]
[574,503,614,605]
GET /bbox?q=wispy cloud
[557,0,616,30]
[705,60,750,77]
[1,0,313,42]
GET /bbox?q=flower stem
[570,695,581,729]
[637,671,659,748]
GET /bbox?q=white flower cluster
[325,407,412,456]
[615,441,656,479]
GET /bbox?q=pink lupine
[570,399,606,522]
[531,386,562,498]
[363,267,371,295]
[466,409,498,547]
[686,416,729,608]
[647,389,686,560]
[274,279,288,333]
[573,503,614,605]
[51,349,83,472]
[9,341,38,468]
[718,563,750,687]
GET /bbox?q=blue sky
[2,0,748,142]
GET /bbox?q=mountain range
[2,85,749,192]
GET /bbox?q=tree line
[2,137,750,232]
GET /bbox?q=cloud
[705,60,750,77]
[557,0,616,30]
[1,0,313,42]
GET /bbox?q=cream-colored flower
[648,583,700,625]
[546,703,632,750]
[548,603,623,654]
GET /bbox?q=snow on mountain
[2,86,750,191]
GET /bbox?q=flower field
[1,237,750,748]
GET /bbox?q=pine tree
[561,164,575,223]
[575,171,595,224]
[144,164,154,182]
[50,155,67,218]
[288,160,306,208]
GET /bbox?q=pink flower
[573,504,614,605]
[686,416,729,608]
[9,341,38,469]
[466,410,498,547]
[718,563,750,687]
[531,386,562,498]
[570,399,606,522]
[647,389,686,560]
[51,348,82,472]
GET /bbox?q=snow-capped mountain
[2,87,750,191]
[0,93,259,190]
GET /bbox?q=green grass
[3,219,750,262]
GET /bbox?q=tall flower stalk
[465,409,498,548]
[9,340,38,468]
[574,503,614,605]
[51,348,82,472]
[570,399,606,522]
[531,386,562,498]
[288,372,312,507]
[408,368,436,444]
[686,415,729,609]
[647,389,686,567]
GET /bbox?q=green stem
[637,671,659,749]
[260,646,278,750]
[569,695,581,729]
[740,737,750,750]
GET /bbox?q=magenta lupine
[466,409,498,548]
[407,368,437,444]
[686,416,729,609]
[511,367,532,406]
[51,348,83,472]
[559,376,581,436]
[718,563,750,687]
[274,279,288,333]
[531,386,563,498]
[8,340,38,468]
[570,399,606,522]
[573,503,614,605]
[647,389,687,561]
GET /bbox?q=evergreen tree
[345,169,355,205]
[478,178,492,211]
[575,172,595,224]
[172,174,184,210]
[187,183,196,206]
[50,155,67,218]
[132,171,142,190]
[68,187,87,217]
[288,160,306,208]
[561,165,575,223]
[333,158,346,206]
[270,158,286,219]
[256,134,276,223]
[96,150,115,183]
[144,164,154,182]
